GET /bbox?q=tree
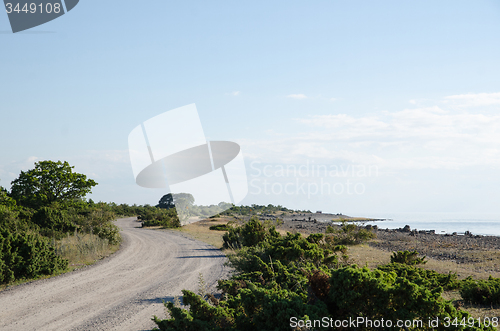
[0,182,16,210]
[157,193,194,209]
[157,193,175,209]
[10,160,97,209]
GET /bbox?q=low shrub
[222,218,278,249]
[0,229,68,284]
[391,250,427,265]
[325,221,376,245]
[139,208,180,228]
[378,263,460,291]
[209,224,230,231]
[326,265,485,330]
[460,276,500,305]
[32,206,77,238]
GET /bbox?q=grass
[174,218,230,248]
[54,231,120,267]
[347,244,500,280]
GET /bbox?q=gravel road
[0,217,230,331]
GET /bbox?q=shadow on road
[191,248,221,251]
[176,255,226,259]
[139,296,184,306]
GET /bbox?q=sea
[342,212,500,237]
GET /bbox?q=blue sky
[1,1,500,215]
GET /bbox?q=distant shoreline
[254,212,500,271]
[269,212,499,237]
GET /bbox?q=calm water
[345,212,500,237]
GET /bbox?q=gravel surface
[0,217,230,331]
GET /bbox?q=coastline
[250,212,500,276]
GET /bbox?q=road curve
[0,217,230,331]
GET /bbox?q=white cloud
[444,92,500,107]
[287,93,307,100]
[66,150,131,179]
[231,91,240,96]
[0,156,41,188]
[242,95,500,171]
[0,151,132,190]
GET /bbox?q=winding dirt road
[0,217,229,331]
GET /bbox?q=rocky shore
[372,225,500,265]
[251,213,500,268]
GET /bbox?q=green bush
[153,285,328,331]
[0,205,26,232]
[32,206,78,238]
[460,276,500,305]
[222,225,242,249]
[240,218,268,247]
[222,218,280,249]
[139,207,180,228]
[219,203,301,217]
[0,229,68,284]
[326,265,486,330]
[209,224,230,231]
[0,198,123,284]
[325,221,376,245]
[391,250,427,265]
[68,204,121,245]
[0,189,17,209]
[378,263,460,291]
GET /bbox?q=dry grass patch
[54,232,120,267]
[442,290,500,328]
[347,244,500,280]
[347,244,392,268]
[175,218,232,249]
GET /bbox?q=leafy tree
[10,160,97,209]
[157,193,194,209]
[0,185,17,210]
[157,193,175,209]
[157,193,195,223]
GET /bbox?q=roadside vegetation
[153,213,500,331]
[0,160,180,288]
[220,203,311,217]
